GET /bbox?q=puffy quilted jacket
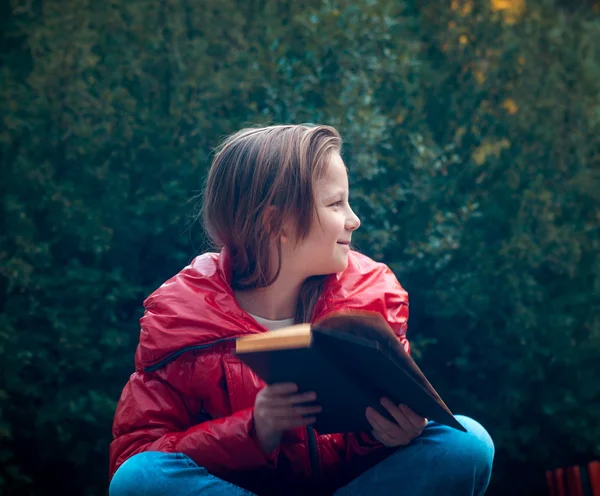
[109,249,410,494]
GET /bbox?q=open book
[235,311,466,434]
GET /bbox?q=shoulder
[136,251,245,369]
[143,252,223,311]
[346,250,396,276]
[320,250,410,342]
[340,250,407,300]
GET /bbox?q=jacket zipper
[144,337,237,372]
[306,425,321,481]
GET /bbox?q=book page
[314,312,446,406]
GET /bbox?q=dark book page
[313,330,466,431]
[314,312,446,407]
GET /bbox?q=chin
[309,259,348,277]
[331,257,349,274]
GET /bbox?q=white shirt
[248,313,295,331]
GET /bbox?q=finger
[265,391,317,407]
[380,397,412,430]
[366,410,409,447]
[370,429,392,446]
[285,391,318,405]
[366,407,379,431]
[367,406,401,433]
[291,405,322,417]
[277,415,317,430]
[264,383,298,396]
[398,404,428,431]
[380,399,422,437]
[371,430,398,448]
[270,405,322,418]
[371,428,406,447]
[366,406,402,436]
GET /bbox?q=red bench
[546,461,600,496]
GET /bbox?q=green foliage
[1,0,599,494]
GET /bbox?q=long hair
[201,124,342,323]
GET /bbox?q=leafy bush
[1,1,598,494]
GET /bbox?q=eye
[329,201,343,208]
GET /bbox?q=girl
[109,124,494,496]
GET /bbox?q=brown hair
[201,124,342,323]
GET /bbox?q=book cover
[235,311,466,434]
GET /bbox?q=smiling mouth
[337,241,350,245]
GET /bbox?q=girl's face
[284,152,361,278]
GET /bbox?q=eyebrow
[323,189,347,202]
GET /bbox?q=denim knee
[448,415,495,480]
[110,451,184,496]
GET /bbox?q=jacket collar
[135,248,396,370]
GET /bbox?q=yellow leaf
[490,0,511,9]
[502,98,519,114]
[490,0,525,24]
[472,138,511,165]
[451,0,473,14]
[455,126,467,142]
[472,146,487,166]
[475,70,486,84]
[498,140,511,155]
[459,34,469,45]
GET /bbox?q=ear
[263,206,297,244]
[279,218,293,244]
[277,214,296,244]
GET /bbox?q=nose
[346,207,361,232]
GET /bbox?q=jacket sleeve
[109,368,278,480]
[342,261,410,460]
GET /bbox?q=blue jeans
[110,415,494,495]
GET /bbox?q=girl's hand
[253,383,322,454]
[366,397,427,447]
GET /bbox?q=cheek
[322,213,344,234]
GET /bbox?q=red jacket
[109,249,410,494]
